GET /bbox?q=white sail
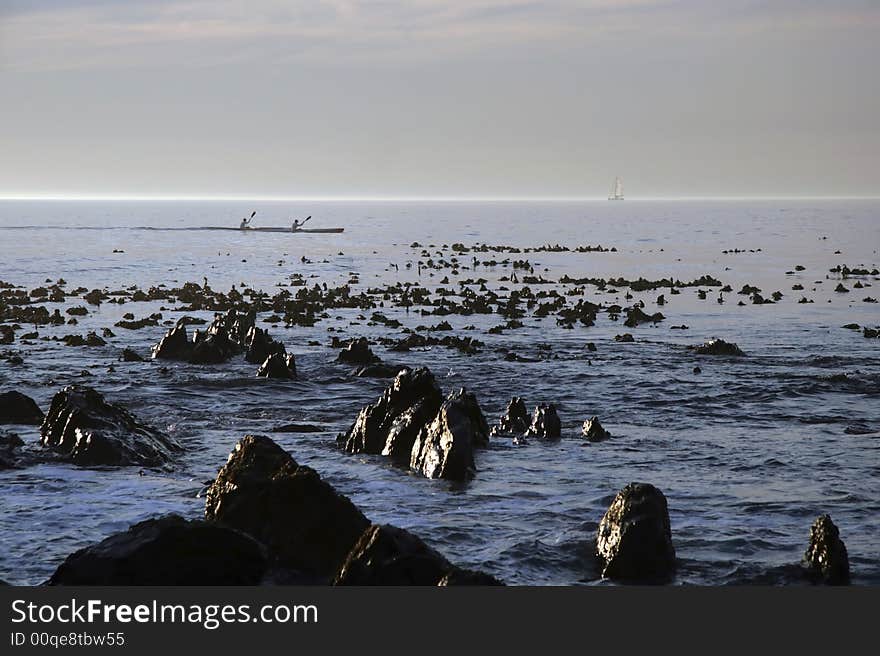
[608,176,624,200]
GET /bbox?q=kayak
[204,227,345,233]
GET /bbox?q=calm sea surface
[1,199,878,585]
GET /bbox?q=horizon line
[0,194,878,202]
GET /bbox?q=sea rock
[352,363,406,378]
[151,321,192,360]
[614,333,634,343]
[47,515,266,585]
[524,403,561,439]
[582,416,611,442]
[0,326,14,344]
[803,514,849,585]
[271,423,324,433]
[438,569,505,586]
[205,435,369,578]
[0,390,44,425]
[120,348,144,362]
[624,306,665,328]
[490,396,530,436]
[0,431,25,469]
[189,325,238,364]
[339,367,443,460]
[245,326,286,364]
[692,338,745,356]
[336,337,380,365]
[596,482,676,583]
[409,389,487,481]
[40,385,179,466]
[257,352,297,379]
[152,310,255,364]
[85,331,106,346]
[445,388,489,447]
[333,524,455,586]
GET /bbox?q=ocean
[1,198,878,585]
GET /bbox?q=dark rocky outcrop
[339,367,443,462]
[0,326,14,344]
[0,390,44,425]
[40,385,179,466]
[205,435,369,578]
[410,389,488,481]
[151,321,192,360]
[445,388,489,447]
[582,416,611,442]
[244,326,286,365]
[490,397,529,436]
[152,310,256,365]
[189,324,239,364]
[691,339,745,356]
[624,306,664,328]
[334,524,456,586]
[524,403,561,439]
[803,514,849,585]
[48,515,266,585]
[256,352,297,379]
[336,337,380,365]
[596,482,675,583]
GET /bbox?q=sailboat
[608,176,624,200]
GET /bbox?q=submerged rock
[410,389,488,481]
[490,396,530,436]
[205,435,369,578]
[596,482,676,583]
[40,385,179,466]
[0,390,44,425]
[803,514,849,585]
[438,568,505,586]
[525,403,561,439]
[0,431,25,469]
[120,348,145,362]
[352,363,406,378]
[48,515,266,585]
[692,338,745,356]
[257,352,297,379]
[582,416,611,442]
[336,337,380,365]
[339,367,443,461]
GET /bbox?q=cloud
[3,1,877,73]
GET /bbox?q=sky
[0,0,878,199]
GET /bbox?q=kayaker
[291,216,311,232]
[240,210,255,229]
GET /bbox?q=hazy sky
[1,1,878,198]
